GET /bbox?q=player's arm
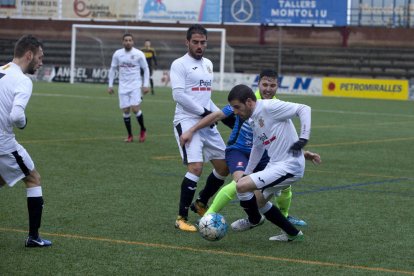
[11,79,32,129]
[180,110,226,146]
[267,100,311,156]
[289,103,311,156]
[170,62,208,116]
[140,55,150,94]
[108,53,118,95]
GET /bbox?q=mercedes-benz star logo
[231,0,254,22]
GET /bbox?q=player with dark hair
[180,69,320,225]
[141,40,157,95]
[170,24,229,232]
[0,34,52,247]
[108,33,150,143]
[228,84,311,241]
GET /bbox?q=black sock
[240,194,262,225]
[178,177,197,218]
[123,117,132,136]
[263,205,299,236]
[197,172,224,206]
[150,79,154,93]
[27,197,43,238]
[136,114,146,131]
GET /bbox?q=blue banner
[223,0,261,24]
[263,0,347,26]
[223,0,347,26]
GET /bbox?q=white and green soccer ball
[198,213,228,241]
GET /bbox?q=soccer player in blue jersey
[180,69,320,225]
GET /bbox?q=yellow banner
[322,77,409,100]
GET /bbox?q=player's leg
[0,145,51,247]
[231,176,264,231]
[191,128,228,216]
[205,180,236,215]
[173,122,203,232]
[149,68,154,95]
[232,165,303,235]
[120,92,133,142]
[130,90,146,142]
[192,159,227,216]
[275,186,307,226]
[204,149,249,215]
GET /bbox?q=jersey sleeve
[266,100,311,140]
[139,52,150,87]
[170,60,205,116]
[11,78,32,128]
[108,52,118,87]
[221,104,234,117]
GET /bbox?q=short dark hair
[14,35,43,58]
[123,33,133,40]
[186,24,207,40]
[228,84,256,103]
[259,69,278,80]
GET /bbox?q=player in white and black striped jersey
[108,33,150,143]
[0,35,51,247]
[170,24,229,232]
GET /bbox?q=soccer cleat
[231,215,265,232]
[287,215,308,226]
[190,200,208,217]
[175,216,197,232]
[139,130,146,143]
[269,230,304,242]
[25,236,52,248]
[124,135,133,143]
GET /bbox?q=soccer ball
[198,213,228,241]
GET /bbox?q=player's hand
[304,151,321,165]
[142,87,150,95]
[107,87,114,95]
[289,138,308,157]
[180,131,194,146]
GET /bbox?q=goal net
[70,24,233,91]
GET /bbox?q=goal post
[70,24,227,91]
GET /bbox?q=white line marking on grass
[1,227,413,275]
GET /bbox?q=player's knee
[24,170,41,188]
[188,163,203,176]
[236,176,255,193]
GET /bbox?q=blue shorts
[225,148,269,174]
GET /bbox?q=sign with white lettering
[262,0,347,26]
[223,0,347,26]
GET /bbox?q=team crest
[259,117,264,128]
[206,66,212,73]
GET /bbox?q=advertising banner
[323,77,409,101]
[0,0,59,18]
[62,0,138,21]
[262,0,347,26]
[252,75,322,95]
[223,0,347,26]
[141,0,221,23]
[222,0,261,24]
